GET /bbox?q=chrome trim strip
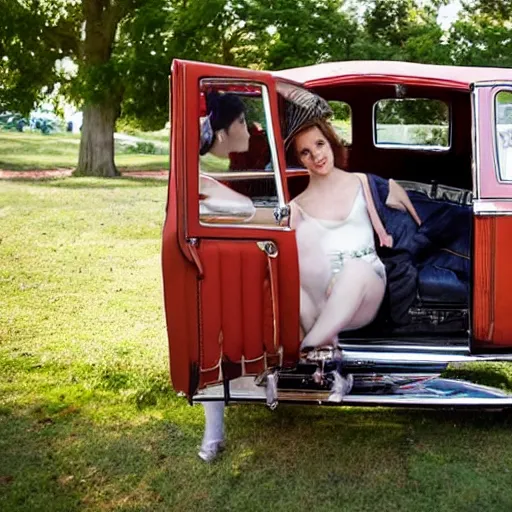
[475,211,512,216]
[196,394,512,407]
[338,343,469,354]
[201,171,274,180]
[474,199,512,215]
[471,86,480,199]
[341,350,512,364]
[474,81,512,88]
[262,85,287,209]
[199,218,292,231]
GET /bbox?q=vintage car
[162,59,512,408]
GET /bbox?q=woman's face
[294,126,334,176]
[225,113,250,153]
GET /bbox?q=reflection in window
[496,91,512,181]
[198,80,279,226]
[374,99,449,149]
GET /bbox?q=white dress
[295,186,386,281]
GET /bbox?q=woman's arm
[288,200,301,230]
[199,174,256,220]
[386,179,422,226]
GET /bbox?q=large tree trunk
[73,0,126,177]
[75,101,119,177]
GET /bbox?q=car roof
[273,60,512,90]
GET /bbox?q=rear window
[374,98,450,150]
[328,101,352,145]
[495,90,512,181]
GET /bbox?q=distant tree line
[1,0,511,176]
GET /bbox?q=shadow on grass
[3,388,512,511]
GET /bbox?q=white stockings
[199,401,225,462]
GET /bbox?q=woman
[199,91,255,220]
[288,118,421,350]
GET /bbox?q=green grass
[123,128,170,144]
[3,178,512,511]
[0,132,169,171]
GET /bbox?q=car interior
[202,80,473,351]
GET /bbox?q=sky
[437,0,462,30]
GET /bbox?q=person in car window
[199,91,256,220]
[285,101,421,351]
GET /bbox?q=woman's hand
[378,232,393,248]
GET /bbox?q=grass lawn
[0,132,169,171]
[3,178,512,511]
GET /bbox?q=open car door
[472,82,512,351]
[162,60,300,399]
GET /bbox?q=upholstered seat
[417,265,469,305]
[341,179,471,340]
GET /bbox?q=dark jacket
[367,174,471,325]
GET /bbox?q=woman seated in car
[283,96,422,350]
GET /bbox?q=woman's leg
[296,221,332,306]
[301,259,385,349]
[300,286,321,335]
[295,220,332,341]
[199,401,225,462]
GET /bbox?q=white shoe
[198,440,225,462]
[328,373,354,402]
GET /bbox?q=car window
[374,98,450,150]
[495,90,512,181]
[198,79,281,226]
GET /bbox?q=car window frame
[372,97,452,152]
[197,78,287,230]
[492,87,512,184]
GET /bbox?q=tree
[0,0,79,114]
[1,0,148,177]
[73,0,147,177]
[351,0,449,64]
[447,0,512,67]
[119,0,267,131]
[241,0,359,70]
[1,0,458,178]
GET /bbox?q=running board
[193,375,512,409]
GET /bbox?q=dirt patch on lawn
[0,169,169,180]
[0,169,73,179]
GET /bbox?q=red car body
[162,59,512,407]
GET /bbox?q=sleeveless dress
[295,185,386,282]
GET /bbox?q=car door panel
[163,60,300,397]
[197,240,280,386]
